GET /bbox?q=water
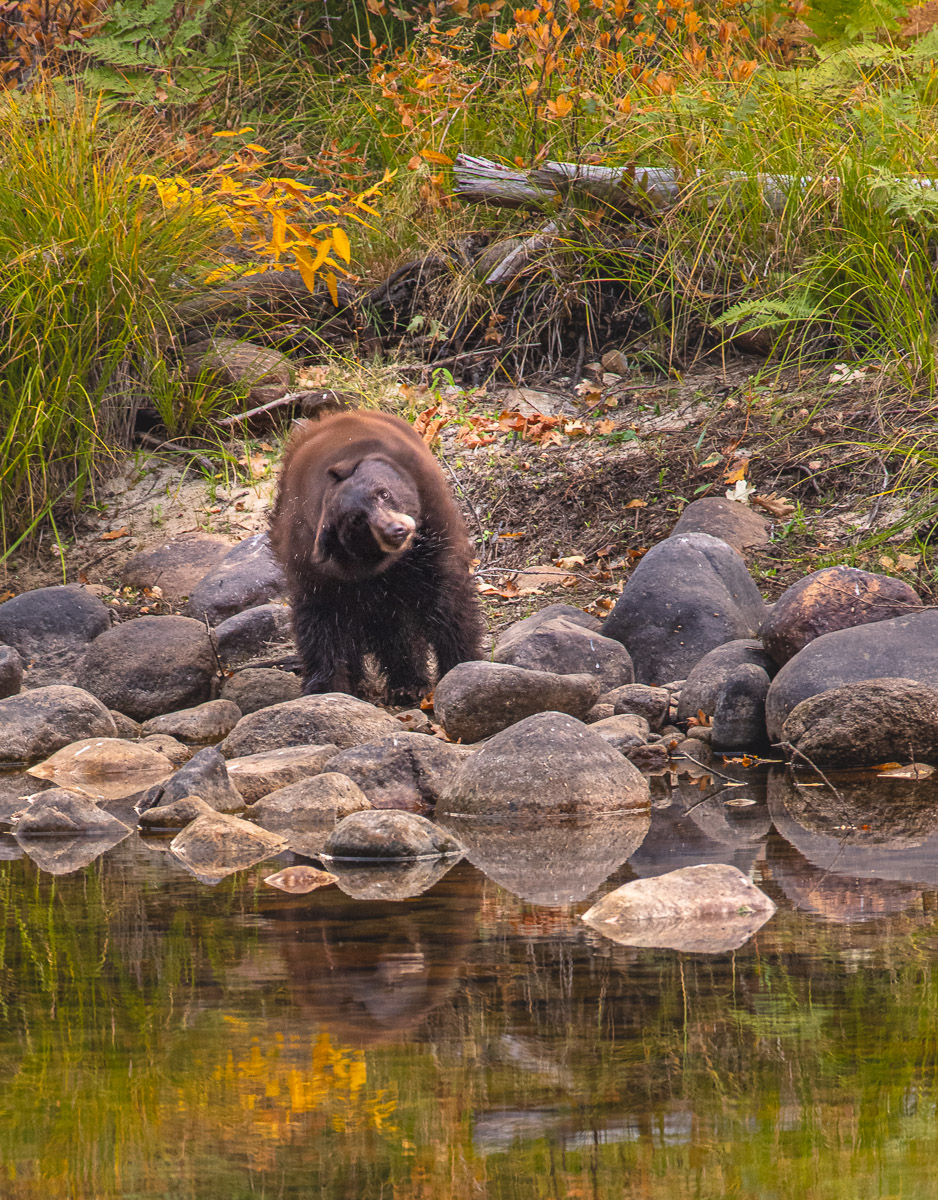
[3,765,938,1198]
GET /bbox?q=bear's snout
[371,510,417,554]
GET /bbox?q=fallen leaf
[724,458,750,484]
[238,454,268,479]
[894,552,920,572]
[596,419,618,435]
[563,420,590,437]
[726,479,756,504]
[259,442,274,452]
[625,498,647,509]
[698,452,723,469]
[0,590,15,603]
[751,492,796,518]
[100,527,130,540]
[876,762,934,779]
[554,554,586,570]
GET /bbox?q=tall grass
[0,92,224,556]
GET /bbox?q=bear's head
[315,455,420,571]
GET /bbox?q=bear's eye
[377,489,391,502]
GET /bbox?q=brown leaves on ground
[446,407,627,449]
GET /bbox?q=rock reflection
[438,812,650,905]
[17,829,132,875]
[331,855,461,900]
[583,908,775,954]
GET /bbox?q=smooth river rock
[676,639,777,722]
[11,788,131,838]
[120,534,233,604]
[219,668,302,715]
[214,603,293,668]
[494,612,634,691]
[669,497,769,555]
[441,712,651,816]
[140,699,242,744]
[220,694,397,756]
[183,532,286,625]
[0,686,118,764]
[78,616,216,723]
[136,745,245,814]
[326,733,466,812]
[0,584,110,687]
[170,811,287,881]
[226,744,339,804]
[323,811,462,861]
[434,661,601,743]
[601,533,766,686]
[27,737,173,801]
[0,644,24,699]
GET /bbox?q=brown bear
[269,409,485,703]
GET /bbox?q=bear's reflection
[262,860,483,1044]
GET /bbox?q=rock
[140,699,242,744]
[625,743,669,772]
[606,684,672,730]
[0,772,51,825]
[264,865,338,893]
[434,662,601,744]
[78,616,216,723]
[27,738,173,801]
[323,811,462,861]
[441,712,650,816]
[11,788,131,837]
[588,713,650,753]
[214,603,293,668]
[760,565,923,666]
[670,497,769,555]
[182,336,294,387]
[764,610,938,740]
[601,533,766,685]
[582,863,776,953]
[330,857,459,901]
[0,644,23,699]
[675,738,712,766]
[685,725,712,743]
[439,812,649,904]
[108,710,141,738]
[250,771,371,830]
[503,603,602,633]
[676,639,776,722]
[19,832,130,875]
[220,694,397,757]
[0,686,118,763]
[169,811,287,881]
[120,534,233,604]
[494,613,633,691]
[781,677,938,767]
[136,745,244,814]
[219,668,302,715]
[137,796,216,831]
[711,662,772,749]
[326,734,466,812]
[394,708,433,735]
[139,734,192,767]
[226,744,339,804]
[183,533,286,626]
[584,703,615,723]
[0,585,110,687]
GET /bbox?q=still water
[3,765,938,1199]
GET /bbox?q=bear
[269,408,485,704]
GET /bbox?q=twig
[780,741,846,804]
[215,390,306,428]
[572,332,587,387]
[136,432,216,475]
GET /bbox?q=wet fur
[270,409,484,703]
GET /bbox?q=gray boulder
[782,677,938,767]
[765,610,938,740]
[434,661,601,743]
[214,603,293,668]
[327,733,466,812]
[135,745,244,814]
[139,734,192,767]
[588,713,649,753]
[11,788,131,837]
[226,744,339,803]
[441,712,651,816]
[761,565,923,666]
[711,662,772,750]
[0,686,117,763]
[137,796,216,831]
[601,533,766,685]
[677,639,776,722]
[670,497,769,555]
[323,811,461,860]
[78,616,216,722]
[0,644,23,699]
[0,585,110,687]
[120,534,233,604]
[607,683,671,730]
[220,693,398,756]
[170,811,287,881]
[220,668,302,715]
[140,699,242,744]
[494,613,633,690]
[251,772,371,857]
[183,532,286,625]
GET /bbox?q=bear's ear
[327,458,360,483]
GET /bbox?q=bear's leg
[378,613,431,706]
[293,595,361,696]
[427,573,486,678]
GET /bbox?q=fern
[717,292,819,334]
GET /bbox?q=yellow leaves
[684,8,701,33]
[493,29,516,47]
[212,126,255,137]
[544,92,574,118]
[332,226,351,263]
[419,147,454,164]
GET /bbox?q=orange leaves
[451,407,625,449]
[544,92,574,118]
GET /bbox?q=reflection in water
[3,770,938,1197]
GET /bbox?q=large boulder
[183,533,286,625]
[0,585,110,687]
[219,668,302,715]
[0,644,23,699]
[120,534,233,604]
[78,616,216,723]
[0,686,117,763]
[226,744,339,804]
[214,603,293,668]
[782,678,938,767]
[434,661,601,743]
[136,745,244,813]
[760,565,923,666]
[601,533,766,685]
[220,694,397,757]
[764,610,938,740]
[711,662,772,750]
[140,699,242,744]
[323,811,461,861]
[582,863,776,953]
[494,612,633,691]
[606,683,671,730]
[677,639,776,722]
[27,737,173,802]
[327,733,466,812]
[10,788,131,838]
[669,497,769,555]
[441,712,651,816]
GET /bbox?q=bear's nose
[384,523,410,547]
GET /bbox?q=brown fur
[270,410,485,702]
